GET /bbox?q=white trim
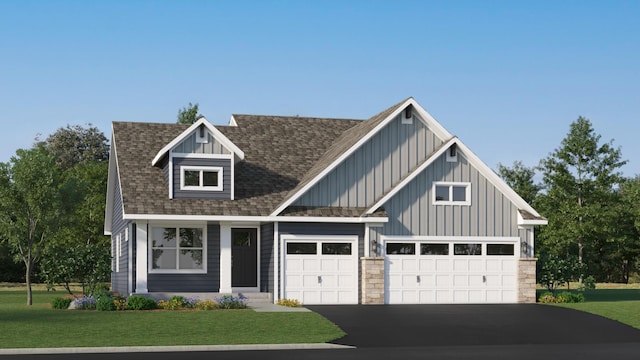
[151,117,244,166]
[517,211,548,226]
[381,235,521,258]
[147,224,208,274]
[135,222,148,293]
[366,138,457,214]
[279,231,285,300]
[115,233,121,273]
[123,213,389,223]
[273,222,279,304]
[127,223,133,295]
[169,156,174,199]
[228,115,238,127]
[170,153,234,160]
[230,156,235,200]
[219,223,232,293]
[270,98,452,217]
[364,223,370,257]
[180,166,223,191]
[432,181,471,206]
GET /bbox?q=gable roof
[269,97,453,216]
[111,115,362,218]
[151,117,244,165]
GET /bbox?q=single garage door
[385,238,518,304]
[283,237,358,304]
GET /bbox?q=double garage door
[283,236,358,304]
[385,237,519,304]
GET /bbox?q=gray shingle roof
[113,115,364,216]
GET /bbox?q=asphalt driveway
[307,304,640,348]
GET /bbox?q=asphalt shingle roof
[113,115,364,216]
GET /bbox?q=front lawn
[0,290,345,348]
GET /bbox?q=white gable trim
[518,212,548,226]
[269,98,453,216]
[365,137,457,214]
[151,117,244,166]
[364,136,544,219]
[104,130,125,235]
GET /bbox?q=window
[386,243,416,255]
[487,244,515,256]
[322,243,352,255]
[421,243,449,255]
[454,243,482,255]
[433,182,471,205]
[286,242,317,255]
[150,226,205,272]
[180,166,222,191]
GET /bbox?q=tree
[0,145,61,305]
[537,117,626,281]
[44,124,109,170]
[497,161,541,204]
[176,102,202,124]
[40,243,111,296]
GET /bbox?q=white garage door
[385,238,518,304]
[283,237,358,304]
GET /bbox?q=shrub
[538,292,557,303]
[538,291,585,304]
[127,295,157,310]
[277,298,302,307]
[113,296,128,311]
[216,294,248,309]
[73,295,97,310]
[96,294,115,311]
[195,299,217,310]
[51,297,72,310]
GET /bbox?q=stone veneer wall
[361,257,384,304]
[518,258,537,303]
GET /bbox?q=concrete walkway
[247,302,311,312]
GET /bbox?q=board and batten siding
[378,152,523,241]
[171,131,232,155]
[111,167,130,295]
[260,223,274,293]
[172,157,232,199]
[294,113,445,208]
[147,223,221,292]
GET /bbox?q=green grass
[0,290,345,349]
[538,287,640,330]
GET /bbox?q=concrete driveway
[307,304,640,348]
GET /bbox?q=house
[104,97,546,305]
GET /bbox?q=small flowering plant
[73,295,97,310]
[215,294,248,309]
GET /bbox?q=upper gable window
[180,166,223,191]
[433,182,471,206]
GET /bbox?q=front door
[231,228,258,288]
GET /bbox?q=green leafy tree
[497,161,541,204]
[176,102,202,124]
[0,145,62,305]
[40,243,111,296]
[44,124,109,170]
[537,117,626,281]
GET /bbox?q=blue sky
[1,0,638,176]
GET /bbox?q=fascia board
[151,117,244,166]
[365,137,457,214]
[123,213,389,224]
[269,98,416,216]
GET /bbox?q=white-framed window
[180,166,223,191]
[432,182,471,205]
[149,225,207,273]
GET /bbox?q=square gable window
[433,182,471,206]
[180,166,223,191]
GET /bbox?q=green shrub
[113,296,128,310]
[127,295,157,310]
[538,292,557,303]
[538,291,585,304]
[96,294,115,311]
[51,297,72,309]
[195,299,217,310]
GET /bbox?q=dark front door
[231,228,258,287]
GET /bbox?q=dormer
[151,117,244,200]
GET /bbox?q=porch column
[518,258,537,303]
[135,222,148,294]
[219,223,232,293]
[361,257,385,304]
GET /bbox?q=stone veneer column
[361,257,385,304]
[518,258,537,303]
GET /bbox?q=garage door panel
[385,239,518,304]
[303,258,320,271]
[338,274,354,287]
[338,259,353,271]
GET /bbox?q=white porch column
[273,222,279,304]
[135,222,148,293]
[219,223,232,293]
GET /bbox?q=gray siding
[172,157,232,199]
[110,173,130,295]
[260,223,274,293]
[379,153,521,240]
[147,223,221,292]
[172,131,232,155]
[294,113,445,207]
